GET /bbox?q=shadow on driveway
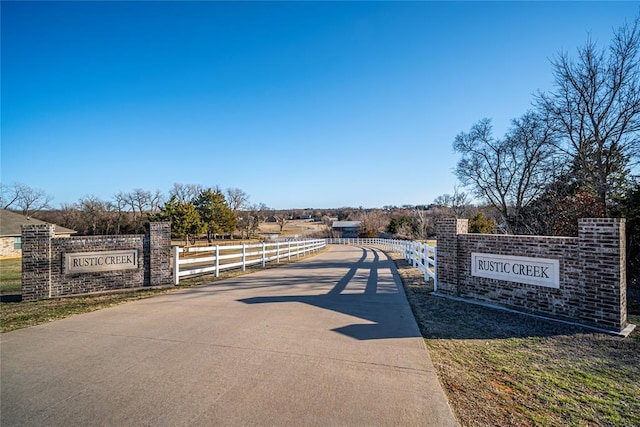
[239,246,419,341]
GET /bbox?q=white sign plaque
[471,253,560,288]
[65,250,139,274]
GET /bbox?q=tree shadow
[238,247,422,341]
[398,259,638,340]
[414,292,598,339]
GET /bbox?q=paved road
[1,245,457,426]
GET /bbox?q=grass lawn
[389,252,640,427]
[0,258,22,295]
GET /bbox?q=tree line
[0,179,485,242]
[1,182,265,241]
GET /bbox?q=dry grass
[176,220,329,247]
[389,252,640,426]
[0,258,22,295]
[257,219,328,237]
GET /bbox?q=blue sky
[2,1,637,209]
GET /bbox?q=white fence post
[413,242,417,266]
[433,246,438,292]
[242,243,246,271]
[215,245,220,277]
[423,244,429,282]
[262,242,266,268]
[173,246,180,285]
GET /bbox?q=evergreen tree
[468,213,496,234]
[151,196,204,245]
[194,189,238,242]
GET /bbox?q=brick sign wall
[436,218,629,333]
[21,222,171,301]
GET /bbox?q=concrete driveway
[1,245,457,426]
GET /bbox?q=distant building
[331,221,362,238]
[0,209,77,258]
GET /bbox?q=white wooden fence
[174,237,436,288]
[327,238,437,290]
[173,239,326,284]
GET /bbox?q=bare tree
[522,168,604,236]
[537,17,640,215]
[226,187,250,212]
[76,195,116,235]
[349,209,386,238]
[454,113,558,233]
[131,189,152,218]
[237,204,262,239]
[169,183,203,204]
[413,207,432,240]
[396,222,414,240]
[149,189,164,213]
[1,182,53,216]
[116,188,157,233]
[433,187,471,218]
[362,210,389,237]
[277,215,288,232]
[0,183,19,208]
[113,192,129,235]
[58,203,83,232]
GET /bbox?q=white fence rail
[327,238,437,290]
[173,239,326,284]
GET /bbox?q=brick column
[436,218,468,296]
[578,218,627,331]
[21,224,55,301]
[149,222,172,287]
